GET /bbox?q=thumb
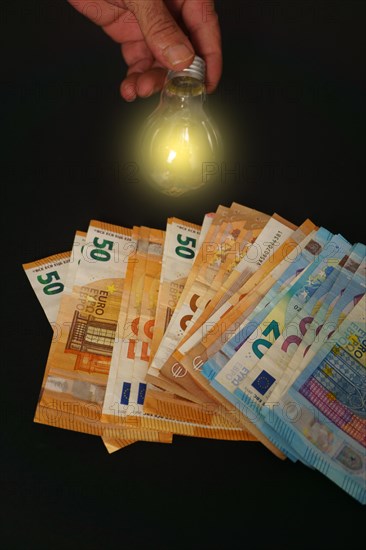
[126,0,195,69]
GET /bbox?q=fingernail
[163,44,193,66]
[122,83,136,102]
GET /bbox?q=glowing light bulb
[137,56,222,197]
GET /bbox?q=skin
[67,0,222,100]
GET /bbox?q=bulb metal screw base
[167,55,206,83]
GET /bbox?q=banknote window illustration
[305,239,322,255]
[65,311,117,372]
[299,346,366,441]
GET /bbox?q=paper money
[103,226,151,423]
[158,203,271,393]
[101,226,255,441]
[266,295,366,504]
[160,213,299,400]
[103,226,140,415]
[119,227,165,417]
[211,233,351,413]
[176,219,316,371]
[23,249,71,325]
[142,213,302,432]
[35,220,171,443]
[147,216,206,396]
[264,244,366,407]
[146,213,216,402]
[23,203,365,503]
[165,224,321,408]
[144,228,340,456]
[189,232,350,458]
[23,231,138,452]
[147,204,231,398]
[180,218,316,354]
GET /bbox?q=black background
[2,1,365,548]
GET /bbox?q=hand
[67,0,222,101]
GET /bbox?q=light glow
[166,150,177,164]
[136,70,223,197]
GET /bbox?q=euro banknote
[159,213,300,399]
[163,225,323,407]
[102,224,256,440]
[23,231,139,452]
[33,220,172,443]
[156,203,271,394]
[264,243,366,407]
[201,232,351,453]
[266,295,366,504]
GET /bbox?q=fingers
[181,0,222,92]
[121,65,167,100]
[121,38,153,68]
[69,0,222,99]
[120,39,165,101]
[125,0,195,70]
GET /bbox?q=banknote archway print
[65,311,117,374]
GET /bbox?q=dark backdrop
[2,1,365,548]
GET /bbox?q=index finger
[181,0,222,92]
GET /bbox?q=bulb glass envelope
[138,60,223,197]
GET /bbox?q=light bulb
[137,56,223,197]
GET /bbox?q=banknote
[158,203,271,392]
[195,233,351,457]
[147,204,231,398]
[160,213,299,399]
[146,216,203,397]
[120,227,165,416]
[103,226,157,422]
[23,231,137,452]
[264,243,366,407]
[99,225,173,445]
[176,219,316,370]
[200,227,334,384]
[101,226,255,440]
[182,214,304,335]
[103,226,140,414]
[35,220,172,442]
[232,242,357,417]
[266,295,366,504]
[166,224,322,406]
[142,213,303,429]
[143,228,341,455]
[141,385,257,440]
[104,226,150,422]
[211,232,351,414]
[23,249,71,325]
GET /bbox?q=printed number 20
[252,320,280,359]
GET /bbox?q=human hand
[67,0,222,101]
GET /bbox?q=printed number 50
[37,271,64,295]
[175,234,196,259]
[90,237,114,262]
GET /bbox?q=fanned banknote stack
[23,202,366,503]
